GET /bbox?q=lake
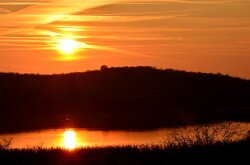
[0,129,167,149]
[0,122,249,149]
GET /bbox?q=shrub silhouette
[162,122,249,148]
[0,138,12,150]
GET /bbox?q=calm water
[1,122,249,149]
[0,129,167,148]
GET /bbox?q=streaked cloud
[0,0,250,78]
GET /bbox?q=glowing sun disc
[64,130,76,149]
[58,39,82,54]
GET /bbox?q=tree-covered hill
[0,66,249,133]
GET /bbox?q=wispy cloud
[0,0,250,77]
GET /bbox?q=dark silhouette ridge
[0,66,249,133]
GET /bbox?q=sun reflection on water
[64,130,76,150]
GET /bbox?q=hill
[0,66,249,133]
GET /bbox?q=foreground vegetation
[0,123,249,165]
[0,135,249,165]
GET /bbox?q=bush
[0,138,13,150]
[162,122,248,148]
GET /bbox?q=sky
[0,0,250,78]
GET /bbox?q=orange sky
[0,0,250,78]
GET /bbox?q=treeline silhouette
[0,66,249,133]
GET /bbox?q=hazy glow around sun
[58,39,84,54]
[64,130,76,149]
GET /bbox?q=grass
[0,138,249,165]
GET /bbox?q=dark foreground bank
[0,136,249,165]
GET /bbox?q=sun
[64,130,76,150]
[57,39,82,54]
